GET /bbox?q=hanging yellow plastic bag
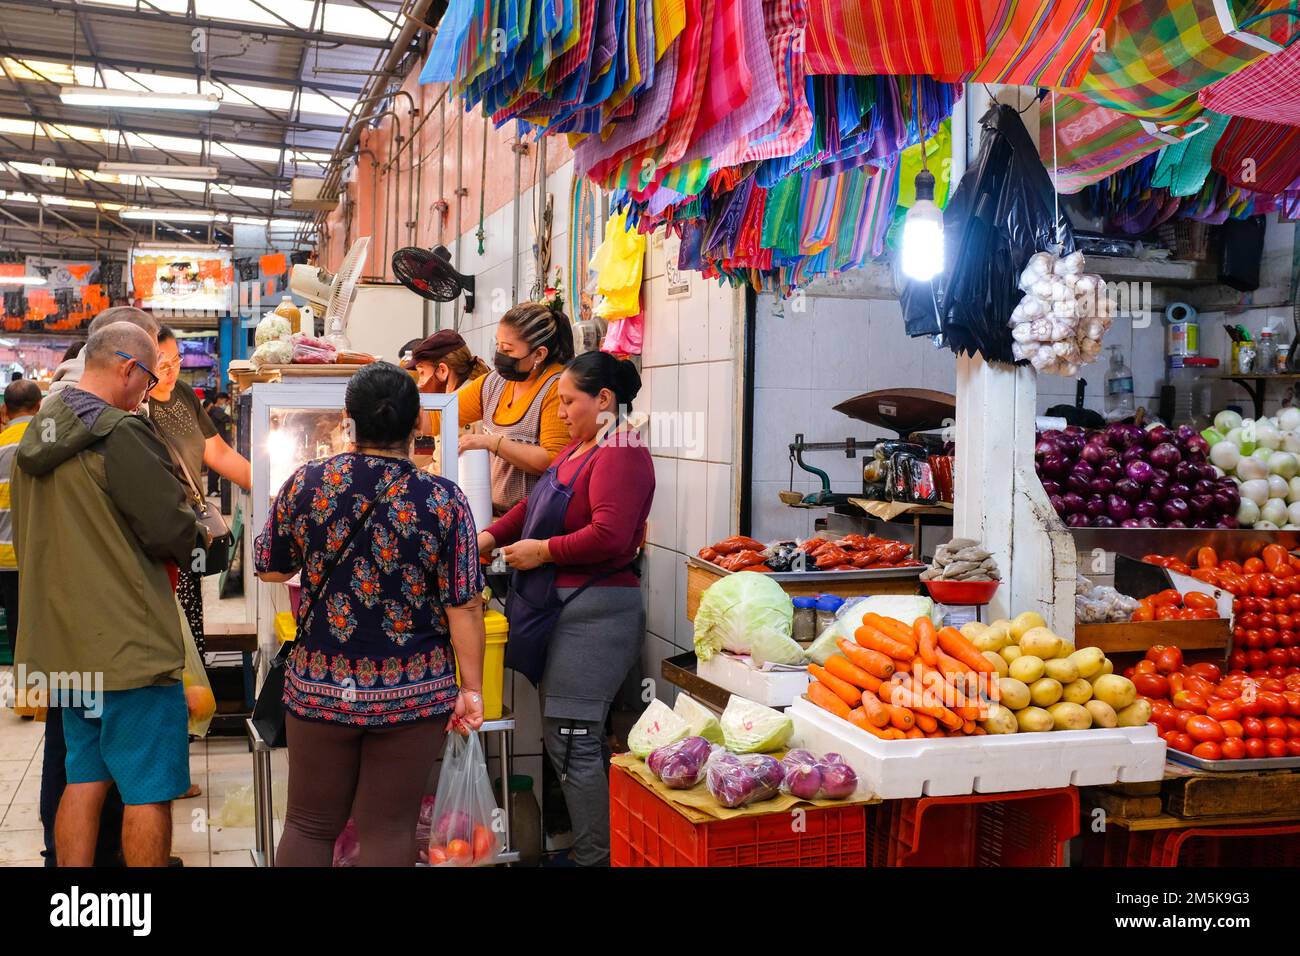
[180,603,215,738]
[591,210,646,321]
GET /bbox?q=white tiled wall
[639,229,744,701]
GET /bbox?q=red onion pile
[1035,424,1240,530]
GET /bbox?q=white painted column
[951,85,1077,636]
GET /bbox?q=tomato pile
[1129,589,1219,622]
[1142,544,1300,669]
[1131,645,1300,761]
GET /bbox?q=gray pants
[542,716,610,866]
[540,585,643,867]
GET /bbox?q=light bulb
[901,168,944,282]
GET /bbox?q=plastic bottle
[1104,345,1135,421]
[273,295,302,334]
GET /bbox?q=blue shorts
[62,683,190,806]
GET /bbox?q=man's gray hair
[84,322,157,371]
[87,306,159,338]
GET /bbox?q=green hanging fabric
[760,173,801,256]
[1149,111,1231,197]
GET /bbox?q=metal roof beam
[0,45,367,96]
[8,1,401,49]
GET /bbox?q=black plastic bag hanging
[900,103,1074,363]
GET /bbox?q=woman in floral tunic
[255,362,486,867]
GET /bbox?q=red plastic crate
[609,765,868,867]
[868,788,1079,866]
[1122,822,1300,867]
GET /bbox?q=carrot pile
[806,613,1001,739]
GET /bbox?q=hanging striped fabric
[969,0,1120,88]
[1212,118,1300,194]
[1073,0,1292,124]
[1044,95,1184,193]
[1198,40,1300,127]
[802,0,987,78]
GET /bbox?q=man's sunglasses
[114,351,160,391]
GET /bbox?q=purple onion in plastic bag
[817,754,858,799]
[647,736,714,789]
[706,752,784,808]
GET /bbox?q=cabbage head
[720,695,794,753]
[693,571,802,666]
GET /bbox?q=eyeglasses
[157,356,182,374]
[114,350,160,391]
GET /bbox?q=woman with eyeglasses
[148,327,251,661]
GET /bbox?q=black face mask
[493,349,533,382]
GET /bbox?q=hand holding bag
[155,426,232,576]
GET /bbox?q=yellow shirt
[0,417,32,569]
[432,365,569,456]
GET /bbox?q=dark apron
[503,445,603,686]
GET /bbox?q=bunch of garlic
[1008,250,1114,376]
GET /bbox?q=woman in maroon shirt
[478,351,653,866]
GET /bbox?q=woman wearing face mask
[401,330,490,395]
[446,303,575,516]
[477,352,653,866]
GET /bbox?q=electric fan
[289,237,370,350]
[391,244,476,313]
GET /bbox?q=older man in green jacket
[13,322,200,867]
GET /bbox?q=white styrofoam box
[696,653,810,708]
[790,696,1166,799]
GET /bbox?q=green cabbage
[674,694,723,744]
[628,699,690,758]
[693,571,803,666]
[720,695,794,753]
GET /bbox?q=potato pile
[964,612,1150,734]
[920,538,1001,582]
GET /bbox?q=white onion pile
[1008,250,1114,376]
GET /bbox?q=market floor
[0,700,284,867]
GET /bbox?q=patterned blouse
[254,453,483,727]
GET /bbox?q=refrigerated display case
[244,378,460,658]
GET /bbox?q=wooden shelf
[1074,618,1230,654]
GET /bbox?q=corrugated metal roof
[0,0,412,252]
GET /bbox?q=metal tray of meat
[1166,748,1300,773]
[686,554,924,583]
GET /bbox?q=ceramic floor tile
[206,738,250,756]
[0,828,46,863]
[177,851,210,868]
[0,858,43,867]
[211,850,255,867]
[1,802,39,831]
[0,761,28,783]
[207,751,255,774]
[172,794,208,826]
[12,779,40,804]
[170,821,209,854]
[0,780,16,806]
[208,826,255,852]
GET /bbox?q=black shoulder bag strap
[252,463,411,747]
[296,466,412,633]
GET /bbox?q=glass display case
[244,379,460,655]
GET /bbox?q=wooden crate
[684,560,920,622]
[1163,764,1300,820]
[1073,618,1229,655]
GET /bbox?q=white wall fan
[288,236,370,349]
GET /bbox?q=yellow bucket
[457,610,508,720]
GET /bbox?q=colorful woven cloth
[1074,0,1291,124]
[1045,94,1208,193]
[1213,117,1300,194]
[1149,110,1231,196]
[969,0,1120,87]
[1198,39,1300,127]
[802,0,987,78]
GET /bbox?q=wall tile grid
[639,229,743,700]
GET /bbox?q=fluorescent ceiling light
[97,162,220,180]
[122,207,220,222]
[60,86,220,111]
[0,276,47,285]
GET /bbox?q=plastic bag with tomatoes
[427,730,504,867]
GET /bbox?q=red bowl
[924,579,1000,606]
